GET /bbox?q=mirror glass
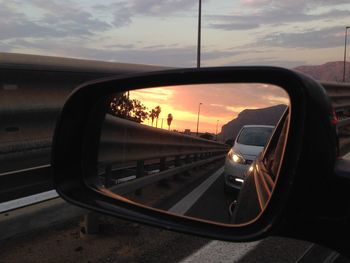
[92,83,290,225]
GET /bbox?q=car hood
[233,143,264,161]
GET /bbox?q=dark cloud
[129,0,196,15]
[4,37,238,67]
[4,38,195,66]
[163,83,288,118]
[105,44,135,49]
[224,57,307,68]
[206,2,350,31]
[240,0,350,8]
[0,0,111,41]
[93,0,197,27]
[208,22,259,31]
[0,22,68,40]
[259,26,343,49]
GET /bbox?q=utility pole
[197,0,201,68]
[215,120,219,141]
[196,102,202,136]
[343,26,350,82]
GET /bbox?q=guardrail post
[105,164,112,188]
[80,212,99,237]
[173,156,181,180]
[160,157,166,171]
[182,155,191,176]
[135,160,144,195]
[193,153,199,171]
[158,158,169,187]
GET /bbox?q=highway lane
[1,162,348,262]
[185,169,236,223]
[0,145,51,173]
[165,166,237,224]
[167,167,348,263]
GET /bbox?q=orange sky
[130,83,289,134]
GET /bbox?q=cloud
[240,0,350,8]
[129,83,288,133]
[94,0,197,27]
[0,0,111,40]
[223,57,307,68]
[128,0,196,15]
[5,36,241,67]
[105,44,135,49]
[259,26,344,49]
[165,83,288,117]
[206,2,350,31]
[208,22,259,31]
[4,38,194,66]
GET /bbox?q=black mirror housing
[51,67,339,243]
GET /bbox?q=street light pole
[197,0,201,68]
[343,26,350,82]
[196,102,202,136]
[215,120,219,141]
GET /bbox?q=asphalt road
[185,169,236,223]
[1,162,349,262]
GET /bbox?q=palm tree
[149,109,156,126]
[167,113,173,131]
[154,106,161,128]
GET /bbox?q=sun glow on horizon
[126,83,289,135]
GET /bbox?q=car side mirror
[52,67,338,242]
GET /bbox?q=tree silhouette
[200,132,214,140]
[167,113,173,130]
[154,106,161,128]
[149,109,156,126]
[109,93,148,123]
[131,99,148,123]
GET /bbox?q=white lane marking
[295,243,315,263]
[116,175,136,184]
[323,251,340,263]
[0,190,58,213]
[343,152,350,160]
[168,166,224,215]
[0,164,50,176]
[148,169,160,175]
[180,240,260,263]
[3,84,18,90]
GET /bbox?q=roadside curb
[0,197,87,241]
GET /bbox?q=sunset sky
[130,83,289,133]
[1,1,350,68]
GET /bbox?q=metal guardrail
[100,115,227,164]
[321,82,350,154]
[1,53,350,207]
[322,81,350,120]
[0,53,167,203]
[110,155,225,195]
[0,53,226,210]
[98,114,229,191]
[321,82,350,111]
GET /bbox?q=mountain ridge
[293,61,350,82]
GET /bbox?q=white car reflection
[224,125,274,192]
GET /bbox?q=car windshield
[237,127,274,147]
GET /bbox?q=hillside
[219,104,287,143]
[294,61,350,82]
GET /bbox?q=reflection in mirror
[94,83,290,225]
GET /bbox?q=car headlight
[228,150,245,164]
